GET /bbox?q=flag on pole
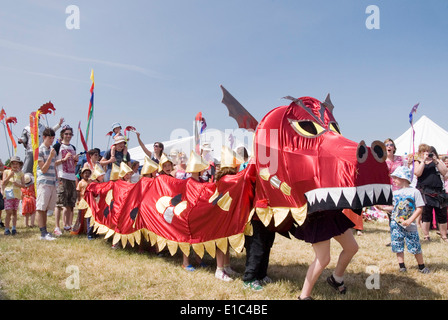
[194,112,205,153]
[5,117,18,155]
[78,121,93,169]
[85,69,95,144]
[30,110,41,193]
[409,103,419,175]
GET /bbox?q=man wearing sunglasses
[53,125,79,235]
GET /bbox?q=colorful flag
[85,69,95,144]
[194,112,204,153]
[409,103,419,175]
[30,110,41,193]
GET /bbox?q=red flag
[78,121,92,169]
[6,116,18,155]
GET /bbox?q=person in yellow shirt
[2,156,25,235]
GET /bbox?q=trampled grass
[0,214,447,300]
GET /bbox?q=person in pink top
[384,138,404,191]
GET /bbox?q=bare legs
[299,229,358,299]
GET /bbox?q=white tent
[394,115,448,156]
[128,128,254,164]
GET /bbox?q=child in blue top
[382,166,429,274]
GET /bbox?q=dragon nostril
[357,141,368,163]
[371,141,387,163]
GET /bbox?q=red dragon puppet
[83,88,391,257]
[250,94,391,234]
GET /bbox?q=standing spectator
[100,136,131,182]
[72,167,92,236]
[21,173,36,228]
[53,125,79,235]
[384,138,404,190]
[414,144,448,242]
[2,156,25,235]
[382,166,430,273]
[36,128,58,240]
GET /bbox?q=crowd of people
[1,118,448,299]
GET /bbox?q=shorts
[422,205,447,224]
[56,178,77,208]
[4,198,20,211]
[36,184,57,212]
[390,220,422,255]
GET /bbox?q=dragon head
[253,94,391,227]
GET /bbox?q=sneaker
[40,233,57,241]
[215,270,233,282]
[243,280,263,291]
[182,264,195,272]
[419,267,430,274]
[0,221,4,228]
[54,228,62,236]
[399,267,407,272]
[4,229,11,235]
[11,229,17,236]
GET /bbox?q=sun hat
[113,136,127,145]
[24,173,34,187]
[9,156,23,166]
[391,166,412,183]
[81,166,92,175]
[111,122,122,130]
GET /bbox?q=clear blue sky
[0,0,447,162]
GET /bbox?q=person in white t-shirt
[53,125,79,235]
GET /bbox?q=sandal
[423,236,430,241]
[441,238,448,243]
[298,295,313,300]
[327,275,347,294]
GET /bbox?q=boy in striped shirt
[36,128,58,240]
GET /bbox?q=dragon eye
[329,122,341,135]
[290,120,326,138]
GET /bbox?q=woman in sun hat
[21,173,36,228]
[2,156,25,235]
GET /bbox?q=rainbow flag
[85,69,94,144]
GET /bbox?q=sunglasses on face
[385,143,394,147]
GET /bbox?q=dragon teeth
[305,184,391,207]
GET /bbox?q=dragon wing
[220,85,258,131]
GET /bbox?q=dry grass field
[0,214,447,301]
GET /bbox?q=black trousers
[243,220,276,281]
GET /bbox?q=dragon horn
[323,93,335,114]
[282,96,306,109]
